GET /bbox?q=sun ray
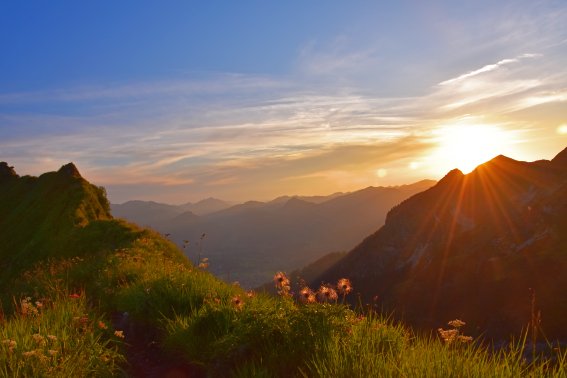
[430,120,517,175]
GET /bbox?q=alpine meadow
[1,2,567,377]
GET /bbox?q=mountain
[114,179,436,287]
[4,162,557,376]
[111,200,183,226]
[0,162,115,284]
[179,197,233,215]
[315,148,567,338]
[111,197,231,227]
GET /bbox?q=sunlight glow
[376,168,387,178]
[432,122,513,174]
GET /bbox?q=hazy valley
[112,180,436,287]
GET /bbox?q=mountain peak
[551,146,567,168]
[0,162,18,180]
[486,154,518,166]
[57,162,82,178]
[437,168,464,185]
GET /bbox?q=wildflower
[47,335,57,342]
[273,272,290,289]
[317,285,338,303]
[114,330,125,338]
[48,350,58,356]
[32,333,45,345]
[448,319,466,328]
[231,295,244,310]
[299,287,316,304]
[458,335,473,343]
[246,290,256,298]
[69,293,81,299]
[2,339,16,348]
[98,321,108,330]
[438,328,458,343]
[35,301,43,309]
[337,278,353,295]
[198,257,209,269]
[20,297,38,316]
[23,350,36,358]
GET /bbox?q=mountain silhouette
[315,147,567,338]
[112,180,436,287]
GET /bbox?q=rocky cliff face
[316,147,567,338]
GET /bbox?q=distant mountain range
[111,180,436,287]
[315,147,567,338]
[112,197,232,224]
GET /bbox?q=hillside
[0,162,115,285]
[315,147,567,339]
[0,162,564,377]
[113,180,436,287]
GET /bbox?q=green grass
[0,293,123,377]
[1,168,565,376]
[1,224,565,377]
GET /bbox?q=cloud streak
[439,54,540,86]
[2,43,567,203]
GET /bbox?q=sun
[432,123,512,174]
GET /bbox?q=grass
[0,293,123,377]
[0,222,564,377]
[1,168,565,376]
[1,227,565,377]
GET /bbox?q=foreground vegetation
[1,223,565,377]
[1,164,565,376]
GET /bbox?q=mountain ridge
[112,179,437,287]
[0,161,116,285]
[314,147,567,338]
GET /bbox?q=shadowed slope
[316,147,567,338]
[0,162,121,285]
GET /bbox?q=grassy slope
[0,164,565,377]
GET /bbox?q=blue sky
[1,1,567,203]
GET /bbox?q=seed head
[317,285,338,303]
[114,330,125,339]
[448,319,466,328]
[299,287,316,304]
[231,295,244,310]
[337,278,353,295]
[273,272,290,289]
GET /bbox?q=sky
[1,1,567,204]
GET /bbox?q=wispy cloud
[439,54,540,86]
[2,45,566,203]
